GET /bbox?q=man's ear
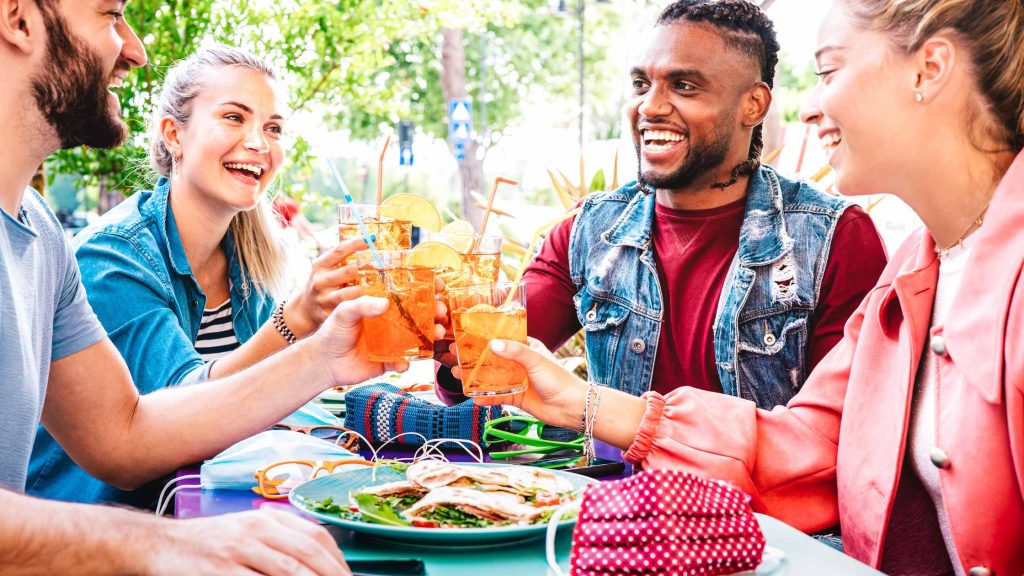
[0,0,40,54]
[742,82,772,129]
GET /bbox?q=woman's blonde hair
[844,0,1024,153]
[149,44,288,299]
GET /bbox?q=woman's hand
[468,338,589,430]
[287,237,368,337]
[314,293,447,387]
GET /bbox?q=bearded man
[0,1,396,574]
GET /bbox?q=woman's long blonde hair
[845,0,1024,153]
[149,44,288,299]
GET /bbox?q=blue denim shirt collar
[601,166,792,266]
[142,178,192,277]
[141,177,248,297]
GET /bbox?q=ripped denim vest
[567,166,849,407]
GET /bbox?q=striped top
[195,299,240,361]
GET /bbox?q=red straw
[474,177,517,252]
[377,134,391,208]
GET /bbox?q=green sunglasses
[483,415,585,459]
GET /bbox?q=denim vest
[28,177,274,505]
[568,165,849,408]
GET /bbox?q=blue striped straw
[324,159,387,271]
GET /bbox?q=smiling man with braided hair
[438,0,886,418]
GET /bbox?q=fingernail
[366,296,388,312]
[490,340,506,353]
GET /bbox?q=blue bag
[344,383,503,447]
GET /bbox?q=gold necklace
[934,206,988,258]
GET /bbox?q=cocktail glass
[423,232,502,288]
[449,282,527,396]
[338,204,412,256]
[416,232,502,341]
[355,250,435,363]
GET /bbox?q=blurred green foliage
[47,0,623,210]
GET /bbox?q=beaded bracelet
[584,384,603,461]
[578,381,594,438]
[579,381,601,461]
[272,300,297,344]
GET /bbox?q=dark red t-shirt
[522,198,887,395]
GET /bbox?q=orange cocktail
[449,282,527,396]
[413,233,502,339]
[356,250,435,363]
[338,204,411,257]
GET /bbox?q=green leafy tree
[45,0,430,210]
[341,0,622,226]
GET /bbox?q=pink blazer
[625,152,1024,575]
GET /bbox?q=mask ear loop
[365,432,429,481]
[416,438,484,464]
[155,474,201,517]
[545,498,581,576]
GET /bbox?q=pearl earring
[915,92,924,103]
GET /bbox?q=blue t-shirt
[0,189,106,491]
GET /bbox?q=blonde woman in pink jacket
[473,0,1024,573]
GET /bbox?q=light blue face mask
[279,401,340,427]
[199,430,359,490]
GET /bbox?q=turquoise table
[328,513,883,575]
[175,479,883,575]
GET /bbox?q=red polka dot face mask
[568,469,766,575]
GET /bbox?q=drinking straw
[463,207,582,390]
[579,155,585,193]
[325,159,385,270]
[377,134,390,208]
[472,177,517,253]
[611,149,619,190]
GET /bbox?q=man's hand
[288,238,368,337]
[466,338,588,430]
[313,294,447,388]
[148,510,350,576]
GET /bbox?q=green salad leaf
[305,496,359,521]
[353,492,411,527]
[421,505,493,528]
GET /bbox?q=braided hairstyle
[658,0,781,187]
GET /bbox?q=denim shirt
[28,177,274,505]
[568,165,849,408]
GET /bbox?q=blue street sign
[450,120,471,141]
[448,99,472,126]
[399,145,414,166]
[448,99,472,163]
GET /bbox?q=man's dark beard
[30,7,127,150]
[636,122,735,193]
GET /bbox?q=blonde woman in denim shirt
[28,45,366,506]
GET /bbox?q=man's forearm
[0,489,158,575]
[120,335,334,487]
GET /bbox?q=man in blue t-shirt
[0,2,425,574]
